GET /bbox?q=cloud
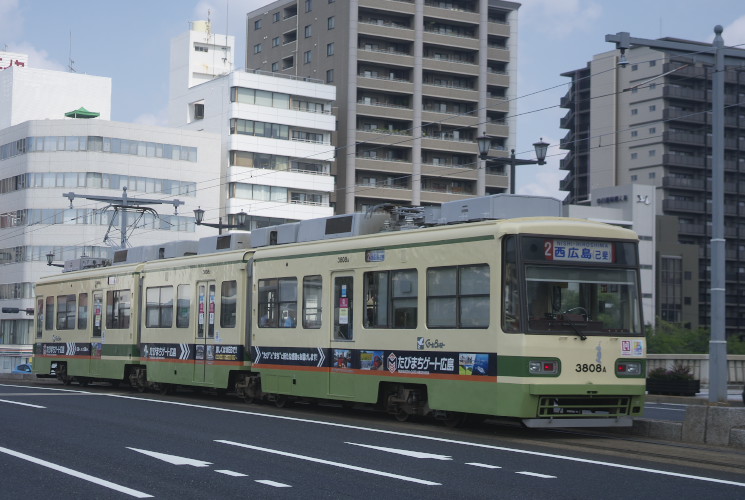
[0,0,22,40]
[721,15,745,48]
[519,0,602,39]
[5,41,65,70]
[132,107,169,127]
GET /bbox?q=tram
[33,194,646,427]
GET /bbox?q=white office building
[169,21,336,228]
[0,58,221,372]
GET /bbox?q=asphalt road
[2,381,745,499]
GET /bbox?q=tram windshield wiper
[560,317,587,341]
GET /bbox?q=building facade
[169,21,336,227]
[246,0,520,213]
[560,40,745,336]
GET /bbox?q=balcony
[358,47,413,67]
[358,19,415,41]
[662,153,705,169]
[423,82,478,101]
[354,157,412,174]
[663,86,706,101]
[421,109,478,128]
[421,135,477,154]
[423,28,479,50]
[663,131,706,146]
[357,101,413,121]
[487,71,509,88]
[424,2,479,24]
[421,163,479,181]
[663,199,705,213]
[355,129,413,146]
[662,177,705,191]
[663,108,707,124]
[422,57,479,76]
[487,46,510,63]
[357,74,414,94]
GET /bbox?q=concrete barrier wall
[647,354,745,385]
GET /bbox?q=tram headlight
[528,360,558,375]
[616,361,643,376]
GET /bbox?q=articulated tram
[33,195,646,427]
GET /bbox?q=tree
[646,319,745,354]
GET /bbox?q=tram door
[329,273,354,396]
[90,291,104,376]
[194,281,216,383]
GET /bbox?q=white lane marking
[0,383,90,394]
[517,471,557,479]
[644,406,686,412]
[0,445,152,498]
[255,480,291,488]
[216,440,440,486]
[0,398,45,408]
[346,442,451,460]
[127,447,212,467]
[216,470,247,477]
[466,463,502,469]
[106,394,745,488]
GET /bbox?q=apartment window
[272,36,280,47]
[304,50,312,63]
[649,104,656,112]
[326,42,334,56]
[272,62,279,72]
[649,149,656,157]
[650,60,656,67]
[631,87,638,94]
[631,64,638,71]
[326,69,334,83]
[631,108,638,115]
[649,127,656,134]
[304,24,312,38]
[273,12,280,22]
[328,16,335,29]
[194,45,208,53]
[649,82,657,89]
[254,19,262,30]
[649,172,656,179]
[631,174,638,181]
[254,43,263,54]
[305,0,312,12]
[631,130,638,137]
[631,153,638,160]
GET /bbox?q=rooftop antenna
[67,30,76,72]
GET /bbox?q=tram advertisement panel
[251,346,496,377]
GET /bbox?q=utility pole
[63,187,185,249]
[606,26,741,404]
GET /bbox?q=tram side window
[56,294,76,330]
[220,280,237,328]
[427,264,489,328]
[258,277,297,328]
[303,275,322,329]
[146,286,173,328]
[502,235,520,332]
[45,296,54,331]
[36,298,44,338]
[78,293,88,330]
[176,284,191,328]
[363,269,417,328]
[106,290,131,329]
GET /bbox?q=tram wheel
[274,395,289,408]
[78,378,89,387]
[393,410,410,422]
[442,412,467,428]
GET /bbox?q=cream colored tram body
[33,196,645,427]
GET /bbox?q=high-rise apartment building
[560,40,745,336]
[247,0,520,213]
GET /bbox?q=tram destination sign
[545,239,614,263]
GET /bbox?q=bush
[648,364,695,380]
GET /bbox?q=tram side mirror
[551,286,562,312]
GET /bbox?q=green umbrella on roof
[64,107,100,119]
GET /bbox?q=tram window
[392,269,417,328]
[364,269,417,328]
[45,296,54,331]
[78,293,88,330]
[36,298,44,338]
[427,264,489,329]
[303,275,322,329]
[56,294,76,330]
[176,284,191,328]
[220,280,237,328]
[106,290,131,329]
[145,286,173,328]
[502,236,520,332]
[258,277,297,328]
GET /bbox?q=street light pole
[193,207,249,233]
[606,26,733,403]
[477,137,549,194]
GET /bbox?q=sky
[1,0,744,201]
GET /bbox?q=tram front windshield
[525,266,642,335]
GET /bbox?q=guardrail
[647,354,745,385]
